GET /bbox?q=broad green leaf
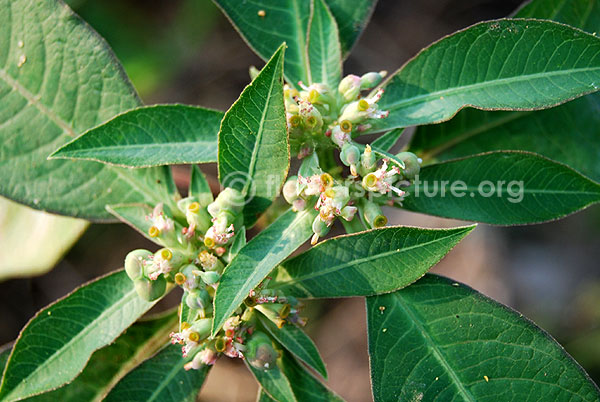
[104,344,210,402]
[0,270,158,401]
[366,274,600,401]
[0,0,174,220]
[259,316,327,379]
[245,360,296,402]
[0,197,88,281]
[213,0,311,87]
[373,19,600,132]
[50,105,223,168]
[218,44,289,226]
[370,128,405,153]
[24,312,177,402]
[410,0,600,182]
[189,165,213,204]
[258,389,276,402]
[279,351,342,402]
[212,208,317,335]
[308,0,342,88]
[515,0,600,33]
[323,0,377,56]
[412,96,600,181]
[401,151,600,225]
[273,225,475,298]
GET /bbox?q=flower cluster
[281,72,422,243]
[124,186,308,371]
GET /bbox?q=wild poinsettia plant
[1,0,600,401]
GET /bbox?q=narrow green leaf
[308,0,342,88]
[401,151,600,225]
[373,19,600,131]
[245,360,297,402]
[0,0,174,220]
[104,344,210,402]
[273,225,475,298]
[0,344,10,373]
[218,44,289,226]
[24,312,178,402]
[0,197,88,281]
[212,208,317,335]
[411,0,600,182]
[257,389,276,402]
[279,351,343,402]
[0,270,157,401]
[323,0,377,56]
[370,128,405,153]
[189,165,213,203]
[367,274,600,401]
[213,0,311,87]
[50,105,223,168]
[259,316,328,379]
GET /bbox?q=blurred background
[1,0,600,400]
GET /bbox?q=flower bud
[134,276,167,301]
[246,331,278,370]
[299,100,323,131]
[396,152,421,180]
[363,201,388,229]
[176,264,200,290]
[360,71,387,90]
[186,288,212,311]
[255,303,291,328]
[338,74,361,102]
[311,215,331,245]
[190,317,212,341]
[207,188,245,218]
[340,143,360,173]
[178,197,212,233]
[282,176,299,204]
[340,205,358,221]
[186,347,218,370]
[249,65,260,81]
[124,249,152,281]
[198,270,220,285]
[361,144,376,173]
[198,250,224,272]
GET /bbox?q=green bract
[2,0,600,400]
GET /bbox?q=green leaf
[213,0,311,87]
[373,19,600,132]
[323,0,377,56]
[104,344,210,402]
[0,0,174,220]
[218,44,289,226]
[279,351,342,402]
[370,128,405,153]
[245,360,296,402]
[0,197,88,280]
[0,270,158,401]
[308,0,342,88]
[258,316,327,379]
[401,151,600,225]
[257,389,276,402]
[106,203,162,244]
[514,0,600,34]
[410,0,600,182]
[412,97,600,181]
[212,208,317,335]
[189,165,213,203]
[0,344,10,373]
[366,274,600,401]
[273,225,475,298]
[50,105,223,168]
[24,312,177,402]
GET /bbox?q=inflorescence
[123,72,421,371]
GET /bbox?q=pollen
[204,236,216,248]
[148,226,160,238]
[257,9,266,17]
[289,115,302,128]
[188,331,200,342]
[373,215,388,228]
[340,120,352,133]
[484,375,489,382]
[160,248,173,260]
[174,272,186,285]
[188,202,200,213]
[320,173,334,188]
[358,99,370,111]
